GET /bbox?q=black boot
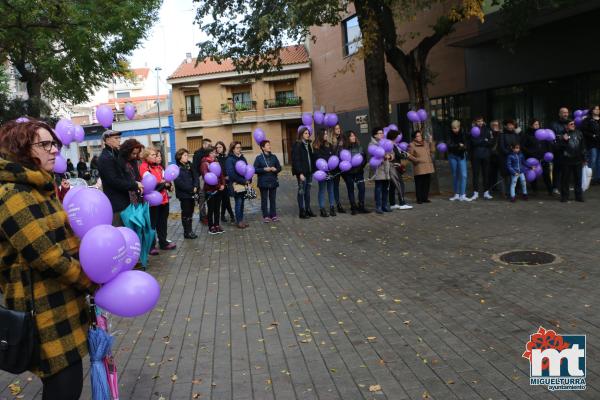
[320,208,329,217]
[183,218,197,239]
[350,202,358,215]
[358,202,371,214]
[306,208,316,218]
[329,206,337,216]
[299,209,309,219]
[336,203,346,214]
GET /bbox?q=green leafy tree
[0,0,162,117]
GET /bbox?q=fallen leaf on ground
[9,383,21,395]
[369,384,382,392]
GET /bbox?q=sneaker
[470,192,479,201]
[208,226,218,235]
[459,195,472,202]
[390,204,402,210]
[160,242,177,250]
[271,215,280,222]
[383,207,392,212]
[150,248,159,256]
[375,209,384,214]
[449,194,460,201]
[215,226,224,234]
[263,217,272,223]
[399,204,413,210]
[483,191,493,200]
[553,188,560,195]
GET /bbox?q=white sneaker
[483,191,493,200]
[399,204,413,210]
[470,192,479,201]
[553,188,560,195]
[459,195,472,202]
[449,194,460,201]
[390,204,402,210]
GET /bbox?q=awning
[220,79,256,86]
[263,73,299,82]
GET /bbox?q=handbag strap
[26,263,35,316]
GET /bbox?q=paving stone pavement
[1,172,599,400]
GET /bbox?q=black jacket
[469,126,494,160]
[291,140,314,176]
[498,130,520,158]
[225,153,249,186]
[174,161,196,200]
[192,148,208,186]
[446,129,468,158]
[97,146,138,213]
[520,128,551,159]
[581,117,600,149]
[254,152,282,189]
[558,129,585,163]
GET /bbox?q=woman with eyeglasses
[0,119,97,400]
[225,141,251,229]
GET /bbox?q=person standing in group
[506,143,528,202]
[174,148,197,239]
[408,130,435,204]
[192,138,212,224]
[387,130,412,210]
[498,119,521,198]
[200,146,226,234]
[215,141,235,223]
[550,107,570,194]
[446,120,470,201]
[369,127,392,214]
[66,158,74,173]
[254,140,282,222]
[581,105,600,184]
[469,116,494,200]
[488,120,503,195]
[225,141,251,228]
[341,130,370,215]
[521,119,552,195]
[90,155,99,171]
[291,126,315,219]
[558,119,586,202]
[76,157,87,178]
[140,147,176,253]
[97,130,144,226]
[331,123,346,213]
[0,119,96,400]
[313,129,337,217]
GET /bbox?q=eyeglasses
[32,140,62,152]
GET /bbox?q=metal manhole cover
[495,250,558,266]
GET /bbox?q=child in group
[200,146,226,234]
[506,143,528,202]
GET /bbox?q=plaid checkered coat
[0,157,96,378]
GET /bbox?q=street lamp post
[155,66,164,156]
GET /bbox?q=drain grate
[498,250,556,266]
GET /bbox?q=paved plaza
[1,173,599,400]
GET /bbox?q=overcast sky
[128,0,207,93]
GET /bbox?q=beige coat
[408,140,435,175]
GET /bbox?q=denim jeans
[510,173,527,198]
[234,194,245,223]
[374,180,389,211]
[296,175,312,211]
[318,180,335,208]
[332,175,341,204]
[342,172,365,204]
[587,147,600,181]
[259,187,277,218]
[448,154,468,195]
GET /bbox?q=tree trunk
[14,61,44,118]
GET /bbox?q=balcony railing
[264,96,302,109]
[180,106,202,122]
[220,100,257,113]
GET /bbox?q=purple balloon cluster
[63,187,160,317]
[524,158,543,182]
[204,161,223,186]
[141,173,162,206]
[384,123,403,143]
[407,109,428,123]
[367,138,395,169]
[55,118,85,148]
[235,159,255,181]
[302,111,339,128]
[573,109,588,128]
[534,129,556,142]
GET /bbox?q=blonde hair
[141,145,159,161]
[451,120,461,129]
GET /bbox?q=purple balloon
[437,143,448,153]
[373,146,385,159]
[94,270,160,318]
[535,129,547,141]
[54,154,67,174]
[575,116,583,127]
[339,149,351,162]
[96,105,114,128]
[582,109,589,116]
[80,224,126,283]
[417,109,428,122]
[62,185,84,207]
[399,142,409,152]
[208,161,221,176]
[55,119,74,145]
[534,165,543,177]
[15,117,29,123]
[525,169,537,182]
[351,153,363,167]
[313,170,327,182]
[383,127,390,137]
[141,173,157,193]
[244,165,255,180]
[324,113,338,128]
[253,128,266,144]
[544,152,554,162]
[367,144,379,156]
[388,124,398,131]
[124,104,136,120]
[164,164,180,182]
[339,160,352,172]
[235,160,247,176]
[394,133,403,143]
[526,157,539,167]
[380,139,393,153]
[302,112,313,126]
[117,227,141,272]
[66,188,113,238]
[73,125,85,143]
[144,191,163,206]
[470,126,481,137]
[545,129,556,141]
[313,111,325,125]
[574,110,583,118]
[315,158,329,171]
[369,157,383,168]
[204,172,218,186]
[327,155,340,170]
[407,111,419,123]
